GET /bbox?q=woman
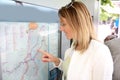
[38,1,113,80]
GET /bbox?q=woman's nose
[59,26,63,31]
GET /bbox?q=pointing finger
[37,49,48,55]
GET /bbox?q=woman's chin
[65,34,72,40]
[66,37,72,40]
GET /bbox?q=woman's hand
[37,49,60,66]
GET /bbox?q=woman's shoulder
[90,39,111,57]
[90,40,113,64]
[90,40,107,48]
[90,40,111,54]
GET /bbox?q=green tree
[100,0,114,22]
[101,0,113,6]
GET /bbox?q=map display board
[0,22,59,80]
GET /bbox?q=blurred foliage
[100,9,111,21]
[101,0,113,6]
[100,0,116,22]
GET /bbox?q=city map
[0,22,59,80]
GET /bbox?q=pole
[118,15,120,37]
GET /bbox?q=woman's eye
[60,23,65,26]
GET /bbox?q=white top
[62,49,74,80]
[55,40,113,80]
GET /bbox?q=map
[0,22,59,80]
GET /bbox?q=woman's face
[59,17,73,40]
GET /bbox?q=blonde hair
[58,1,97,52]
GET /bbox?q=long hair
[58,1,97,52]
